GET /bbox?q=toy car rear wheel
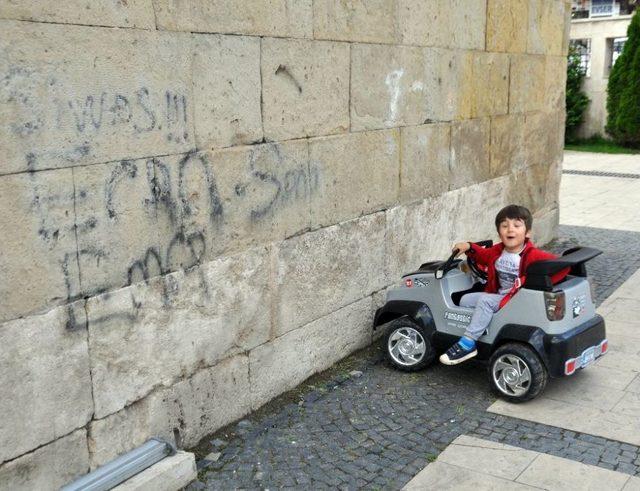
[489,343,548,402]
[384,318,435,372]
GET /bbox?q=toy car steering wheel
[466,254,488,282]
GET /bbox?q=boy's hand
[452,242,470,256]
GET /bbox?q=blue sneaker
[439,340,477,365]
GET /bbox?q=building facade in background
[570,0,637,137]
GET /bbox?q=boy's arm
[463,242,492,267]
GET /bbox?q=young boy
[439,204,566,365]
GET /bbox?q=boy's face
[498,217,529,253]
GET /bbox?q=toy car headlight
[544,291,565,321]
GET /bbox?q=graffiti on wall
[23,145,320,330]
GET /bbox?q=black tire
[383,317,436,372]
[488,343,548,403]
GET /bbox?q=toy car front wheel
[384,318,435,371]
[489,343,548,402]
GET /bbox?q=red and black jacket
[466,239,569,309]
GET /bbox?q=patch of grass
[426,453,438,463]
[565,135,640,154]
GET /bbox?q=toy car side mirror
[435,270,444,280]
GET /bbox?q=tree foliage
[565,46,590,142]
[606,10,640,147]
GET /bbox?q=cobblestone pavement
[189,224,640,490]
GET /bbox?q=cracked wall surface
[0,1,570,488]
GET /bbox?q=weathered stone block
[451,176,511,242]
[0,169,79,323]
[313,0,398,44]
[544,56,567,113]
[250,297,373,410]
[262,38,349,141]
[386,177,509,278]
[386,196,458,279]
[449,118,491,191]
[74,159,165,298]
[486,0,528,53]
[86,246,270,418]
[423,49,508,121]
[509,160,561,214]
[192,34,262,149]
[206,140,314,252]
[0,1,155,28]
[351,44,427,130]
[399,0,486,50]
[273,213,386,336]
[153,0,312,37]
[509,54,546,114]
[532,206,559,245]
[527,0,566,56]
[423,48,465,121]
[89,354,251,468]
[0,21,193,175]
[562,0,572,56]
[490,113,526,178]
[400,123,451,202]
[522,111,563,168]
[308,130,399,227]
[465,52,509,118]
[0,304,92,463]
[0,429,88,491]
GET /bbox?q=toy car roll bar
[524,247,602,291]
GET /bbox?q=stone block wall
[0,1,570,488]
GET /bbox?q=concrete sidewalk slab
[560,152,640,232]
[404,436,638,490]
[489,397,640,447]
[563,151,640,174]
[404,461,535,490]
[437,436,538,480]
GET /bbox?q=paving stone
[616,462,638,475]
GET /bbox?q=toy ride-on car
[373,241,608,402]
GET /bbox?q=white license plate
[580,347,596,368]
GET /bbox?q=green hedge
[565,46,590,143]
[606,10,640,147]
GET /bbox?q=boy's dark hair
[495,205,533,231]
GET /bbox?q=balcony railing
[572,8,591,18]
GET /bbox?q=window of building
[605,36,628,76]
[591,0,615,16]
[571,0,636,19]
[572,0,590,18]
[619,0,638,15]
[570,38,592,77]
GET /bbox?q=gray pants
[460,292,506,341]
